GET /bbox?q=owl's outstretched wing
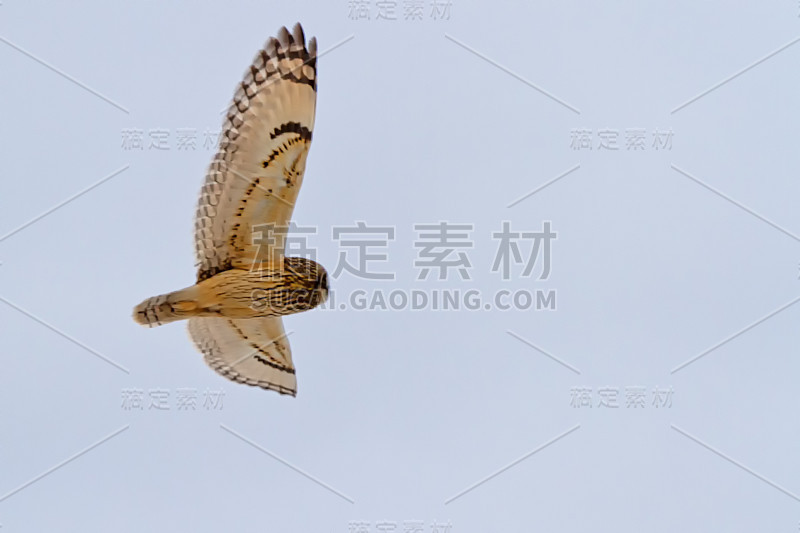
[188,316,296,395]
[194,23,317,282]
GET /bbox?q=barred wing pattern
[188,24,317,396]
[188,317,296,395]
[194,24,317,280]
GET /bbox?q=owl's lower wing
[195,24,317,282]
[188,316,297,396]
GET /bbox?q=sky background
[1,1,800,531]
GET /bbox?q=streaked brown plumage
[133,24,327,396]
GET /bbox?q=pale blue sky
[1,1,799,531]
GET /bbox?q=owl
[133,24,328,396]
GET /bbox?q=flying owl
[133,23,328,396]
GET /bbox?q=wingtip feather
[292,23,305,46]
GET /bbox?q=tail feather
[133,287,200,327]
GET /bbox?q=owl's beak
[320,272,329,292]
[313,272,329,306]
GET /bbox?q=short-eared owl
[133,24,328,396]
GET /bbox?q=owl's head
[249,257,329,316]
[284,256,329,311]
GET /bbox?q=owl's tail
[133,286,201,327]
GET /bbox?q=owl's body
[132,24,326,396]
[133,258,328,326]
